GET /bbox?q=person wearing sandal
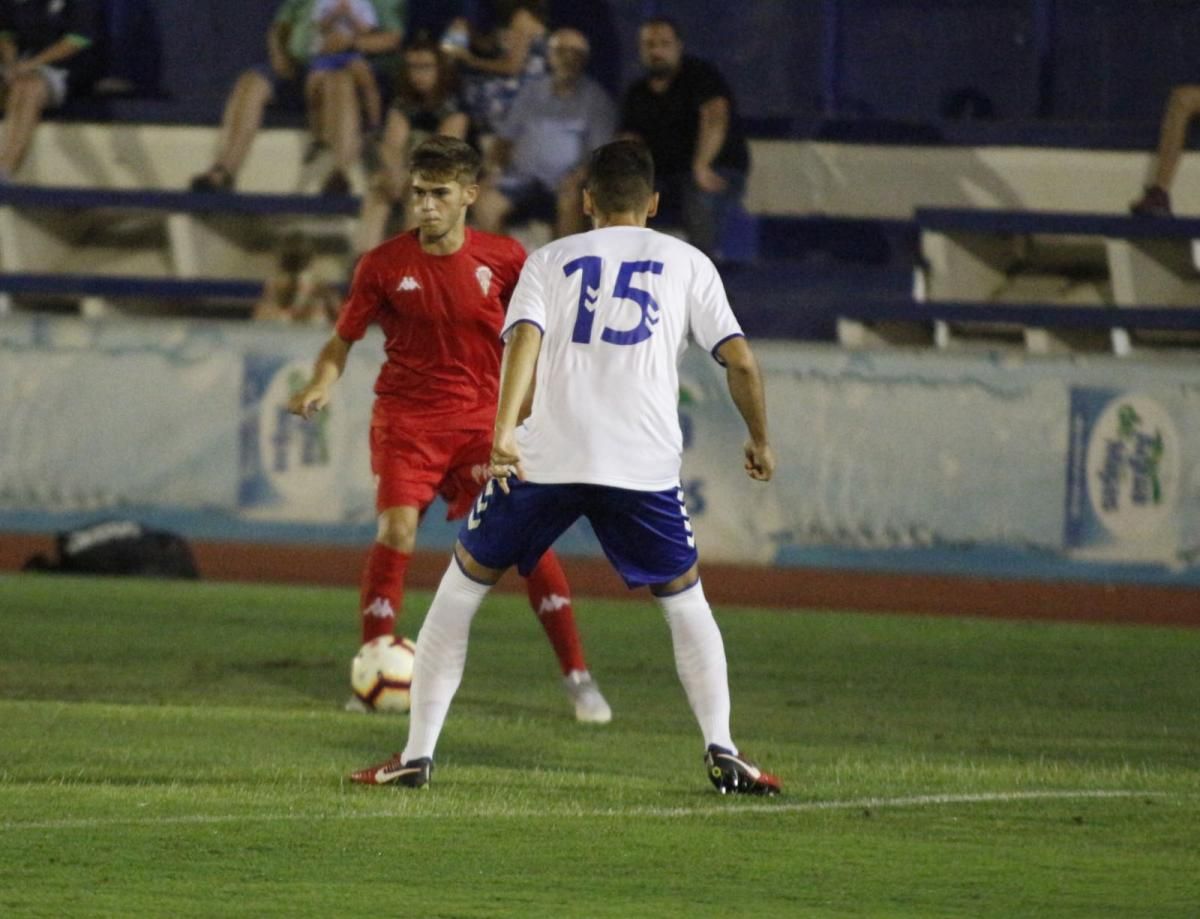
[189,0,404,196]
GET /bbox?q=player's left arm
[716,336,775,482]
[491,321,542,491]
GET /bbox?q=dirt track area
[4,531,1198,627]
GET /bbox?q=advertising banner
[1064,388,1181,563]
[2,317,1198,583]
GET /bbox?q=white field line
[0,789,1168,833]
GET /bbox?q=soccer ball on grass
[350,635,416,712]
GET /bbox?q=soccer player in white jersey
[350,138,781,795]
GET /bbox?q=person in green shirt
[190,0,404,196]
[0,0,104,181]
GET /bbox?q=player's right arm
[289,333,353,419]
[491,321,542,491]
[290,246,382,418]
[716,336,775,482]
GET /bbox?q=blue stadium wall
[99,0,1200,141]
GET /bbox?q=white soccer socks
[656,581,736,753]
[402,561,492,763]
[404,566,736,762]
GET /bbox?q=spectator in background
[548,0,619,96]
[619,16,749,259]
[0,0,105,182]
[1130,85,1200,217]
[357,36,467,252]
[252,231,340,325]
[189,0,404,197]
[439,0,548,142]
[306,0,386,142]
[473,28,614,239]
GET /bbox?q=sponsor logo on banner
[238,355,343,520]
[1064,388,1179,561]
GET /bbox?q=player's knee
[650,563,701,598]
[375,513,417,551]
[454,541,505,585]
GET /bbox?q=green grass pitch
[1,573,1198,917]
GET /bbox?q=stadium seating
[0,124,359,318]
[896,207,1200,354]
[835,298,1200,355]
[0,272,264,320]
[6,117,1200,351]
[917,208,1200,303]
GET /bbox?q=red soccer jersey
[336,228,526,429]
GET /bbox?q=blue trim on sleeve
[500,317,545,342]
[710,332,745,365]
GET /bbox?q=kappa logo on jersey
[475,266,493,295]
[363,598,395,620]
[396,276,421,292]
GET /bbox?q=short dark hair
[585,140,655,215]
[640,16,682,39]
[410,135,481,185]
[497,0,548,26]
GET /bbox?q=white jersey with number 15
[501,226,744,491]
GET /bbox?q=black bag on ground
[22,519,200,579]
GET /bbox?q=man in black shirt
[619,16,748,258]
[0,0,103,180]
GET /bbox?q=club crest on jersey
[475,266,493,295]
[397,276,421,292]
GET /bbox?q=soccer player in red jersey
[288,135,610,722]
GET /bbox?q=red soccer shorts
[370,423,492,519]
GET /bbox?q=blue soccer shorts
[458,480,699,589]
